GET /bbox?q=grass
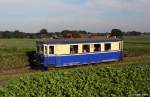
[0,39,36,53]
[0,39,37,70]
[124,36,150,57]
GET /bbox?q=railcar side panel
[42,51,122,67]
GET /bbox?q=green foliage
[39,29,48,34]
[1,65,150,97]
[126,31,141,36]
[111,29,123,39]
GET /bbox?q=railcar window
[94,44,101,52]
[44,46,48,55]
[70,45,78,54]
[105,43,111,51]
[83,45,90,53]
[49,46,54,54]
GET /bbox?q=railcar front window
[70,45,78,54]
[83,45,90,53]
[105,43,111,51]
[41,45,43,53]
[38,45,43,53]
[94,44,101,52]
[49,46,54,54]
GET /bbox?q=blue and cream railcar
[36,38,123,68]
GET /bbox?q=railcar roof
[36,37,122,45]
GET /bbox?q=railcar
[36,37,123,69]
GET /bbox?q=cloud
[0,0,150,32]
[84,0,150,13]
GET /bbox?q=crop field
[1,64,150,97]
[0,36,150,97]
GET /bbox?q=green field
[0,36,150,97]
[0,39,36,70]
[124,36,150,57]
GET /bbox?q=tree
[111,29,123,39]
[105,32,110,38]
[126,31,141,36]
[61,30,81,38]
[39,29,48,34]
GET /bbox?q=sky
[0,0,150,33]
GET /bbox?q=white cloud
[0,0,150,32]
[84,0,150,14]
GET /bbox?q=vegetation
[0,30,89,39]
[0,29,149,39]
[1,64,150,97]
[0,39,36,70]
[124,36,150,57]
[111,29,123,39]
[125,31,142,36]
